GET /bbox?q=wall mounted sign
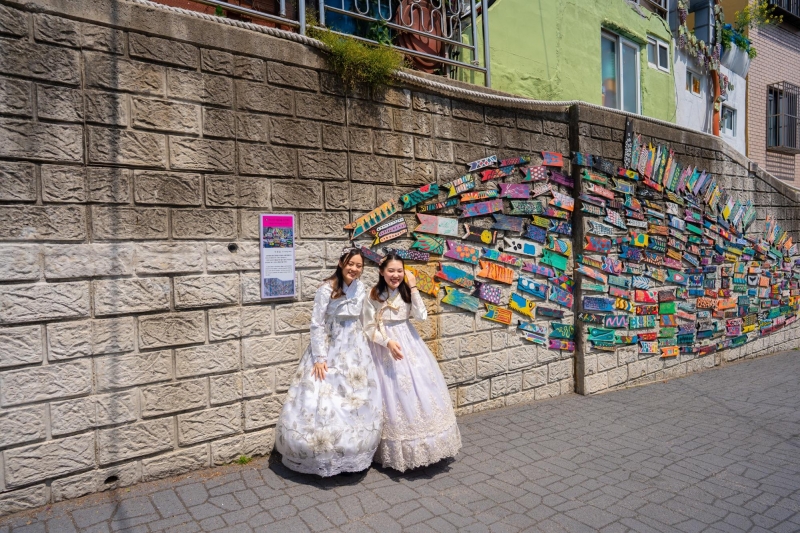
[414,213,459,236]
[405,266,440,297]
[460,199,504,218]
[260,214,296,299]
[468,155,498,172]
[509,293,537,318]
[473,281,503,305]
[435,264,475,288]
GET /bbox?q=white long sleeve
[410,288,427,321]
[309,283,333,363]
[362,297,389,347]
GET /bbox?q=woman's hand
[387,340,403,361]
[404,269,417,288]
[311,361,328,381]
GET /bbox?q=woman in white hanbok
[363,253,461,472]
[275,249,382,476]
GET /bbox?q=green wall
[461,0,677,123]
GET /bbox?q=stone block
[244,396,282,430]
[0,325,43,368]
[175,341,240,378]
[132,97,200,134]
[0,161,35,201]
[49,397,93,436]
[34,14,123,54]
[0,38,80,85]
[4,434,95,488]
[243,335,301,367]
[238,142,296,176]
[0,405,46,448]
[133,171,201,205]
[458,380,489,406]
[322,124,347,151]
[168,69,232,106]
[37,84,83,123]
[89,127,166,167]
[348,128,372,153]
[295,240,326,268]
[93,277,170,315]
[0,4,28,37]
[142,378,208,417]
[170,137,234,172]
[44,243,134,279]
[433,116,470,140]
[608,366,628,387]
[296,93,345,123]
[414,138,454,162]
[236,113,268,142]
[0,486,47,517]
[96,350,173,391]
[234,56,265,81]
[477,351,507,378]
[350,154,395,184]
[459,332,492,357]
[211,428,275,465]
[51,462,139,502]
[272,179,323,209]
[239,177,272,207]
[348,100,392,129]
[41,165,86,203]
[87,167,131,203]
[240,271,263,303]
[374,132,414,158]
[470,123,501,146]
[535,383,561,400]
[299,212,349,239]
[325,182,349,210]
[178,403,242,445]
[97,418,174,464]
[584,372,609,394]
[46,320,90,361]
[142,445,209,482]
[501,128,531,151]
[268,62,318,91]
[172,208,237,239]
[208,308,241,341]
[0,359,91,406]
[86,51,164,95]
[202,107,235,139]
[174,274,239,308]
[509,344,538,370]
[129,32,198,68]
[523,366,547,389]
[207,242,260,272]
[397,160,435,187]
[0,281,89,325]
[92,206,168,240]
[201,49,234,75]
[0,118,83,163]
[440,358,476,385]
[269,117,320,148]
[0,244,40,282]
[95,390,138,426]
[275,301,314,333]
[298,150,347,181]
[236,80,293,115]
[242,366,275,399]
[205,175,237,206]
[134,242,204,275]
[548,360,573,382]
[138,311,206,349]
[210,373,242,405]
[412,92,450,115]
[274,363,295,391]
[0,77,32,117]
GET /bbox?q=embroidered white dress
[274,280,382,476]
[363,288,462,472]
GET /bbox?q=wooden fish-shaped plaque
[400,183,439,210]
[509,293,536,318]
[460,190,499,202]
[383,247,430,262]
[541,151,563,167]
[410,233,445,255]
[480,165,515,182]
[477,260,515,284]
[491,213,526,232]
[468,155,498,172]
[472,281,503,305]
[445,174,476,197]
[435,264,475,289]
[414,213,459,237]
[482,303,513,325]
[460,199,504,218]
[497,183,531,199]
[346,199,398,239]
[443,240,480,265]
[441,286,481,312]
[369,217,408,245]
[463,225,497,245]
[405,266,440,297]
[502,238,539,258]
[418,198,459,212]
[518,277,548,299]
[360,246,385,265]
[481,248,526,268]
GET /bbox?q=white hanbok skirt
[369,320,461,472]
[275,318,382,476]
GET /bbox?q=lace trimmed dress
[363,288,461,472]
[274,280,382,476]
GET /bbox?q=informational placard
[260,214,296,299]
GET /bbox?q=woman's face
[341,254,363,285]
[382,259,405,290]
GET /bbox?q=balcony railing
[767,81,800,155]
[769,0,800,25]
[172,0,492,86]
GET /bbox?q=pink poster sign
[260,214,296,299]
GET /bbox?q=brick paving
[2,351,800,533]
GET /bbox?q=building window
[686,69,701,96]
[636,0,669,20]
[721,106,736,135]
[647,37,670,72]
[601,30,640,114]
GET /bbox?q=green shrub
[235,455,252,465]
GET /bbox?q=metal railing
[769,0,800,24]
[767,81,800,155]
[180,0,491,86]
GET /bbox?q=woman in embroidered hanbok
[363,253,461,472]
[275,249,382,476]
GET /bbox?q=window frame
[721,105,736,136]
[686,68,702,97]
[601,29,641,114]
[646,36,670,73]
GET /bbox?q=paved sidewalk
[2,352,800,533]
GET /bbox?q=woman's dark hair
[327,248,364,299]
[371,252,411,303]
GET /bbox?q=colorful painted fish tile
[604,209,627,230]
[634,290,657,304]
[521,331,547,345]
[502,238,539,258]
[435,264,475,289]
[508,200,545,215]
[635,304,658,316]
[550,322,575,340]
[549,191,575,212]
[524,224,547,243]
[482,303,513,325]
[509,293,537,318]
[518,277,549,299]
[491,214,526,232]
[661,346,680,358]
[346,199,398,238]
[523,166,550,182]
[577,254,603,269]
[468,155,498,172]
[445,174,476,198]
[609,286,630,299]
[546,235,572,257]
[522,262,556,278]
[410,233,445,255]
[460,198,504,218]
[541,249,568,273]
[580,194,607,209]
[413,213,459,237]
[608,275,630,289]
[601,257,623,275]
[480,165,514,182]
[460,190,499,202]
[463,225,498,245]
[481,248,526,268]
[579,312,606,324]
[549,221,573,236]
[582,204,606,216]
[583,281,608,292]
[549,274,575,294]
[632,232,649,248]
[587,220,614,236]
[584,235,612,254]
[629,315,657,329]
[472,281,503,305]
[640,341,660,354]
[360,246,385,265]
[441,286,481,312]
[400,183,439,210]
[549,339,575,351]
[541,151,563,167]
[368,217,408,245]
[576,264,608,283]
[405,266,440,297]
[548,285,574,309]
[418,197,459,212]
[549,171,575,188]
[383,247,429,262]
[585,182,616,200]
[518,321,547,335]
[531,181,552,198]
[588,327,616,343]
[603,314,629,329]
[477,260,515,284]
[537,306,566,318]
[659,301,677,315]
[631,276,651,289]
[573,152,594,167]
[500,155,532,167]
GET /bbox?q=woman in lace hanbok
[363,253,461,472]
[275,248,382,476]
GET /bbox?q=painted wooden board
[518,277,549,299]
[497,183,531,199]
[549,322,574,340]
[549,274,574,294]
[541,151,563,167]
[549,339,575,351]
[435,263,475,288]
[579,312,605,324]
[601,257,623,274]
[518,321,547,335]
[502,238,539,258]
[522,262,556,278]
[346,199,398,238]
[477,260,515,284]
[473,281,503,305]
[400,184,439,210]
[468,155,498,172]
[537,306,565,318]
[405,266,440,297]
[524,224,547,243]
[481,248,526,268]
[369,217,408,245]
[583,296,615,311]
[550,191,575,212]
[509,293,537,318]
[360,246,385,265]
[410,233,445,255]
[480,165,514,182]
[445,174,476,198]
[604,209,627,230]
[482,304,513,325]
[548,285,574,309]
[460,190,499,202]
[460,199,504,218]
[463,225,498,245]
[523,166,551,182]
[492,214,526,232]
[418,198,459,212]
[414,213,460,237]
[545,235,572,257]
[531,182,552,198]
[383,247,429,262]
[509,200,545,215]
[587,220,614,236]
[603,314,629,329]
[582,281,608,292]
[500,155,532,167]
[441,286,480,312]
[549,221,573,236]
[549,171,574,188]
[576,264,608,284]
[541,250,568,272]
[443,240,480,264]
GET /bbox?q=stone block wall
[1,0,800,515]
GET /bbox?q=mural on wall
[346,151,576,352]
